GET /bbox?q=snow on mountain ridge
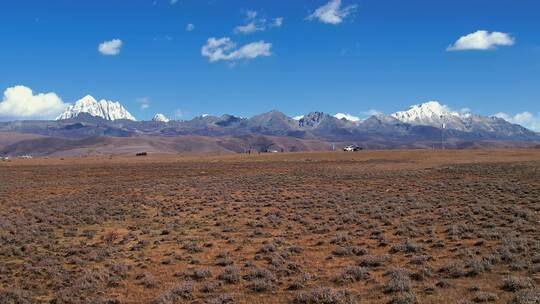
[392,101,458,122]
[152,113,170,122]
[391,101,468,130]
[334,113,361,122]
[56,95,136,121]
[52,96,534,137]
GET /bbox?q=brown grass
[1,150,539,303]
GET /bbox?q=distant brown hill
[0,134,333,157]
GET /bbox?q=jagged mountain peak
[391,101,465,130]
[215,114,244,127]
[152,113,170,123]
[57,95,136,121]
[298,111,332,127]
[392,101,459,122]
[79,95,98,103]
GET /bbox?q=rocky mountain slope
[56,95,136,121]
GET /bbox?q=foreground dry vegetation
[1,150,539,304]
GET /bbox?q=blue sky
[0,0,539,129]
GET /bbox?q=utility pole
[440,115,445,150]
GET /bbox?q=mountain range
[0,95,538,156]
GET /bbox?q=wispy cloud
[307,0,357,25]
[234,10,283,34]
[272,17,284,28]
[201,37,272,63]
[495,111,540,131]
[234,22,262,35]
[447,30,515,51]
[246,10,258,19]
[186,23,195,32]
[137,97,150,111]
[174,108,190,120]
[98,39,123,56]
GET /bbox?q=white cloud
[307,0,358,25]
[334,113,360,122]
[447,30,515,51]
[234,22,262,34]
[98,39,123,56]
[186,23,195,32]
[170,0,179,4]
[201,37,272,63]
[246,10,258,20]
[495,111,540,131]
[235,10,264,34]
[0,85,69,120]
[202,38,235,62]
[234,10,282,35]
[293,115,304,120]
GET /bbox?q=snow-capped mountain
[391,101,465,130]
[334,113,361,122]
[390,101,536,136]
[152,113,170,123]
[56,95,136,121]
